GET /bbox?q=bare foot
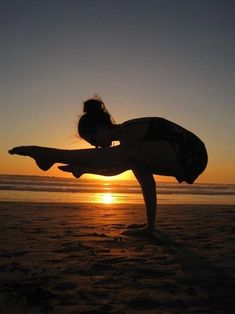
[9,146,36,156]
[9,146,54,171]
[58,165,83,178]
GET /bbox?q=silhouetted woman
[9,97,207,235]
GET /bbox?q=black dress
[143,117,208,184]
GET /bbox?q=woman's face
[87,125,112,148]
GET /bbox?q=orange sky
[1,1,235,184]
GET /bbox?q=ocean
[0,174,234,205]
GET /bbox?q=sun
[103,193,113,204]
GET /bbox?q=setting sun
[103,193,113,204]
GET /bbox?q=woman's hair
[78,97,114,139]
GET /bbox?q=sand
[0,201,234,314]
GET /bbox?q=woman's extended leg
[9,141,184,178]
[9,145,132,172]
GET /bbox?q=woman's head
[78,97,114,147]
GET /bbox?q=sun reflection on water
[94,192,119,204]
[102,193,113,204]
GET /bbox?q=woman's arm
[59,164,157,232]
[132,166,156,232]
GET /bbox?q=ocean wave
[0,175,234,196]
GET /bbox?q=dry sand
[0,202,234,314]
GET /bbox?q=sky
[1,0,235,183]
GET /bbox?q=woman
[9,97,207,235]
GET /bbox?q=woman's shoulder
[119,117,158,143]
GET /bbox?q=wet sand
[0,202,234,313]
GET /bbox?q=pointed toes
[9,146,28,156]
[8,147,23,155]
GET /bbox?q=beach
[0,201,234,313]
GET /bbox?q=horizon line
[0,173,234,185]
